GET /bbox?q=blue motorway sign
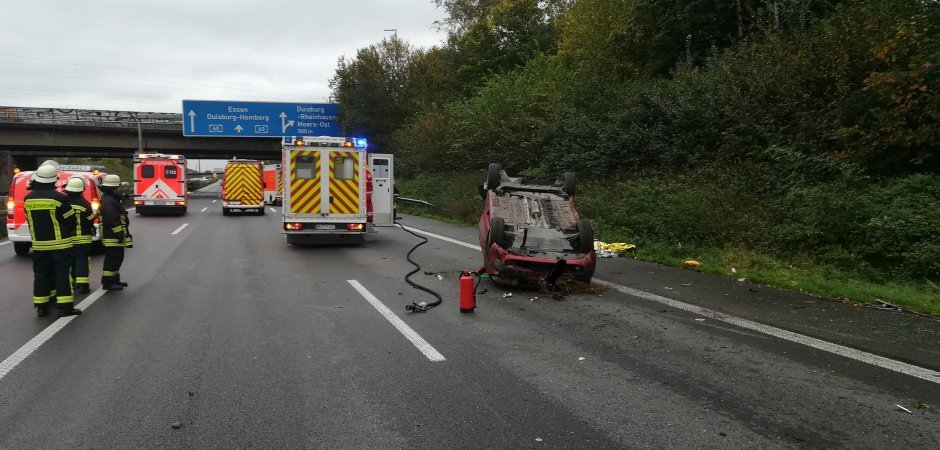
[182,100,341,137]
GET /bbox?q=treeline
[331,0,940,281]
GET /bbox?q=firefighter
[24,164,81,317]
[99,174,131,291]
[65,176,96,294]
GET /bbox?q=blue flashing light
[355,138,368,148]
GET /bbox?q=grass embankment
[397,171,940,317]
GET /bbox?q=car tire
[13,242,30,256]
[488,216,506,249]
[487,163,502,191]
[563,172,576,196]
[259,207,266,216]
[222,209,230,216]
[577,218,594,253]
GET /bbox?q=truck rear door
[326,149,362,219]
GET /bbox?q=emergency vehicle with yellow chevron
[222,159,265,216]
[281,137,374,244]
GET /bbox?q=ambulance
[6,164,104,256]
[281,136,394,244]
[222,159,265,216]
[263,164,283,206]
[133,153,188,215]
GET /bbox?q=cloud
[0,0,446,112]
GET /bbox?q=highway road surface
[0,188,938,448]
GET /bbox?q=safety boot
[103,284,124,291]
[116,281,128,287]
[59,306,82,317]
[36,305,49,317]
[76,283,91,294]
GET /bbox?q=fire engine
[6,164,104,255]
[222,159,265,216]
[280,136,394,244]
[263,164,283,206]
[133,153,188,215]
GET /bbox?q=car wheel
[13,242,31,256]
[488,216,506,249]
[487,163,502,191]
[563,172,576,196]
[577,218,594,253]
[222,209,230,216]
[259,207,266,215]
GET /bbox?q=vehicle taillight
[6,197,13,221]
[134,200,144,205]
[284,222,303,231]
[347,223,365,231]
[175,201,186,206]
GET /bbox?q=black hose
[398,221,443,313]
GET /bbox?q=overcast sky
[0,0,446,113]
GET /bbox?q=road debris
[578,356,586,361]
[535,438,543,442]
[896,404,912,414]
[737,278,746,282]
[695,318,706,322]
[502,293,513,298]
[681,283,692,287]
[436,274,444,281]
[683,260,701,269]
[917,401,930,410]
[731,268,737,274]
[530,297,539,302]
[171,422,183,429]
[594,241,636,256]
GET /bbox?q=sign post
[182,100,341,137]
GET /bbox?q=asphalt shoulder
[395,214,940,372]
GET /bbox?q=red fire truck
[133,153,188,215]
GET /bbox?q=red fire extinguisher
[459,271,478,313]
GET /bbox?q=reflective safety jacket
[67,193,96,245]
[100,191,131,247]
[23,185,76,251]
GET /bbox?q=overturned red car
[478,164,596,286]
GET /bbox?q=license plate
[314,224,335,230]
[229,200,241,205]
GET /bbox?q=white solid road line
[0,288,107,383]
[200,207,208,212]
[171,223,189,235]
[270,207,277,213]
[399,225,477,250]
[347,280,446,362]
[404,225,940,385]
[212,200,217,203]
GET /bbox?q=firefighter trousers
[102,246,124,286]
[33,249,74,307]
[72,243,91,286]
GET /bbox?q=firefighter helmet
[65,177,87,193]
[102,174,121,187]
[31,164,59,184]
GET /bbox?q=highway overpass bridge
[0,106,284,186]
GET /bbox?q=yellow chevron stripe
[289,151,322,214]
[224,164,263,204]
[328,152,361,215]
